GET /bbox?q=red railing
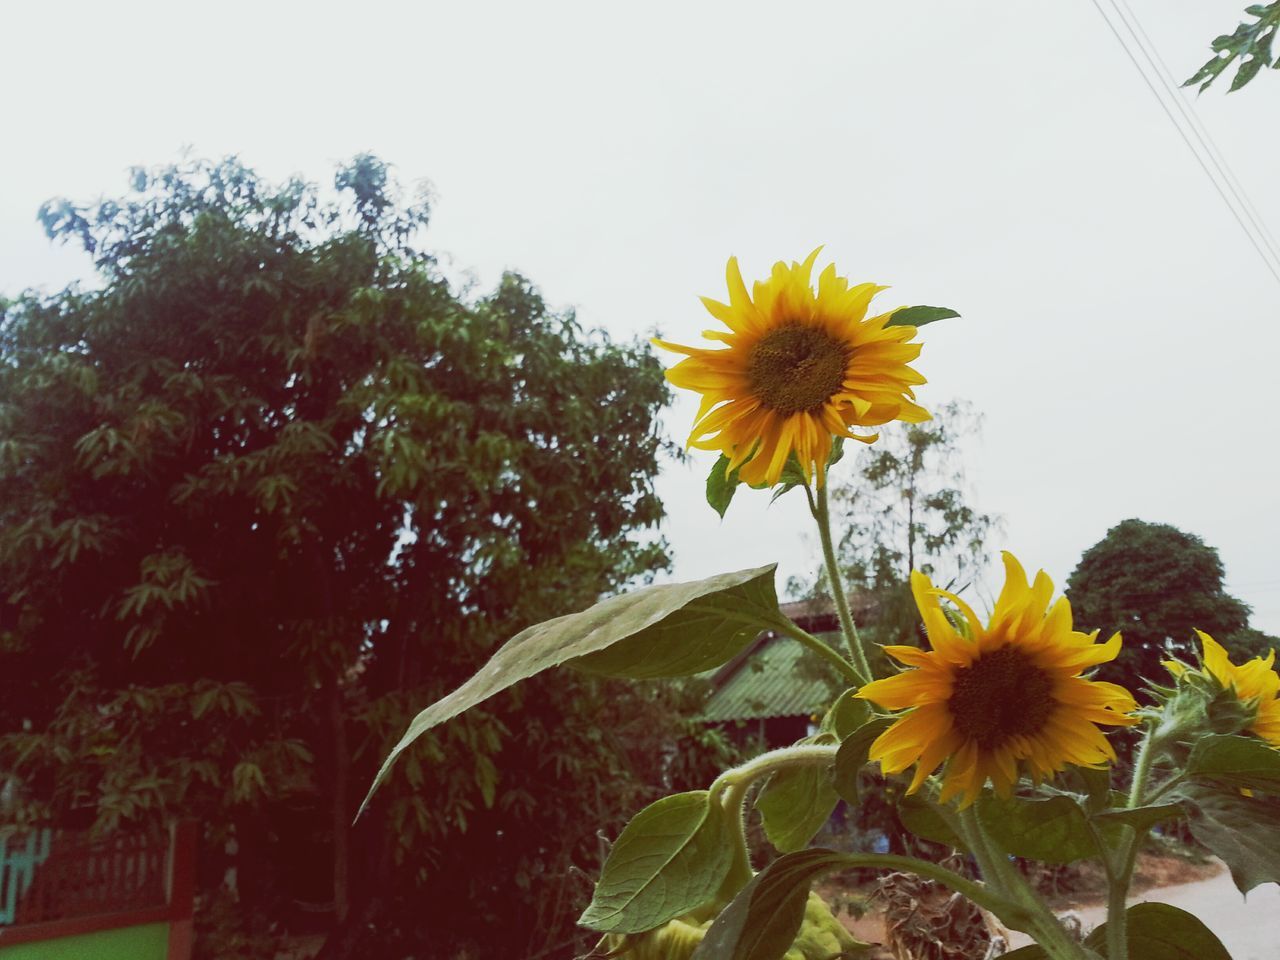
[0,821,195,960]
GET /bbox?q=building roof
[699,632,843,722]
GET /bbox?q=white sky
[3,1,1278,632]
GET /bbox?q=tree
[1186,2,1280,93]
[797,400,1000,648]
[1065,519,1263,692]
[0,156,700,957]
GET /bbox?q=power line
[1110,0,1280,271]
[1087,0,1280,285]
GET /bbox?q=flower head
[857,553,1138,806]
[1166,631,1280,746]
[655,249,929,488]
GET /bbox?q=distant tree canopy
[1066,519,1269,693]
[0,156,698,958]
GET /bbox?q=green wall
[0,921,168,959]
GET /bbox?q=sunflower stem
[709,744,841,897]
[956,805,1089,960]
[1105,724,1159,960]
[810,480,874,681]
[773,616,866,687]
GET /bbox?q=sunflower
[654,248,929,488]
[857,553,1138,806]
[1167,631,1280,746]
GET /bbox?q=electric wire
[1087,0,1280,285]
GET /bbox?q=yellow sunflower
[655,248,929,488]
[1167,631,1280,746]
[857,553,1138,806]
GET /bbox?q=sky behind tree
[4,0,1278,631]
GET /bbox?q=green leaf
[706,454,743,518]
[756,734,840,853]
[1186,732,1280,790]
[1092,803,1184,832]
[579,791,733,933]
[1231,54,1267,90]
[1084,902,1230,959]
[978,794,1110,864]
[1178,782,1280,893]
[820,689,870,741]
[886,305,960,328]
[832,717,892,805]
[1000,948,1049,960]
[897,794,968,850]
[362,566,779,811]
[691,849,848,960]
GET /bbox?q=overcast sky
[3,0,1278,632]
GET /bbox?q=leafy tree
[1186,2,1280,93]
[794,400,1000,649]
[1065,519,1264,692]
[0,156,701,958]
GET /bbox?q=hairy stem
[1106,724,1159,960]
[808,481,874,680]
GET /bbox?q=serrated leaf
[820,688,870,741]
[1186,733,1280,790]
[579,791,733,933]
[1178,782,1280,893]
[362,566,779,812]
[897,794,968,850]
[886,305,960,328]
[978,793,1112,864]
[706,454,743,518]
[1092,803,1184,831]
[756,734,840,853]
[1083,902,1230,959]
[691,849,849,960]
[832,717,893,805]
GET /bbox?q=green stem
[808,481,873,680]
[955,806,1088,960]
[773,617,866,687]
[1106,725,1159,960]
[710,744,841,897]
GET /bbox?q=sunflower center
[948,645,1056,749]
[747,325,849,415]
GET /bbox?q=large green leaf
[1084,902,1231,959]
[832,717,893,805]
[691,849,848,960]
[1186,733,1280,790]
[361,566,778,810]
[978,794,1111,865]
[897,794,968,850]
[579,791,733,933]
[886,305,960,328]
[1179,782,1280,893]
[1092,803,1184,832]
[756,734,840,853]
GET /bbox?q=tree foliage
[1186,2,1280,93]
[1065,519,1264,692]
[0,155,709,957]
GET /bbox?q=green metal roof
[700,633,846,722]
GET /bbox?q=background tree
[0,156,723,958]
[1065,519,1270,694]
[1186,2,1280,92]
[794,399,1000,650]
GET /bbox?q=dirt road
[1072,867,1280,960]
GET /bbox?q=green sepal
[886,305,960,328]
[579,791,733,934]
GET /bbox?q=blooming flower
[655,249,929,487]
[858,553,1138,806]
